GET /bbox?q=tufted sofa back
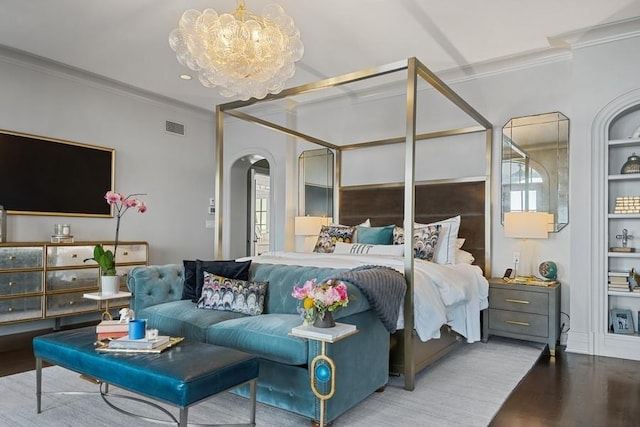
[128,264,184,311]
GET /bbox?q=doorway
[248,159,270,256]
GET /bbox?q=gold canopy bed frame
[214,57,493,390]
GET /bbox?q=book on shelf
[290,322,357,342]
[96,320,129,333]
[609,276,629,285]
[608,271,630,277]
[97,331,128,340]
[108,335,170,350]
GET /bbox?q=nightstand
[483,278,561,356]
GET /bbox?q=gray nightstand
[483,278,561,356]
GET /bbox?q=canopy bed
[214,57,493,390]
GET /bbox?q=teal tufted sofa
[127,263,390,424]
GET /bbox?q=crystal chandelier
[169,1,304,100]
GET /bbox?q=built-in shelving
[605,109,640,346]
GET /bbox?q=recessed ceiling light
[179,74,192,80]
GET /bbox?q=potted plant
[85,191,146,295]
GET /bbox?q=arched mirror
[501,112,569,232]
[298,148,334,217]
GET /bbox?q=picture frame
[611,309,635,334]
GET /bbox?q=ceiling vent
[165,120,185,136]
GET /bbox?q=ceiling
[1,0,639,112]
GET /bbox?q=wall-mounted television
[0,129,115,217]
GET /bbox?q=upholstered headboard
[339,180,487,274]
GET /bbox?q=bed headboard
[339,180,487,274]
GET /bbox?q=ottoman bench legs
[35,358,258,427]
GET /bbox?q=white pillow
[333,242,404,256]
[416,215,461,265]
[455,249,475,264]
[456,238,465,249]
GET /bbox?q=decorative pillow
[196,273,268,316]
[193,259,252,302]
[456,238,466,249]
[417,216,461,265]
[455,249,475,265]
[313,225,355,253]
[413,225,441,261]
[393,226,404,245]
[333,242,404,256]
[355,225,394,245]
[181,260,198,301]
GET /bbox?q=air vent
[165,121,185,136]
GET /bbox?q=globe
[539,261,558,280]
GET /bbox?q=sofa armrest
[127,264,185,312]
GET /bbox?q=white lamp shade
[504,212,549,239]
[295,216,330,236]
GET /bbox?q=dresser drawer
[489,308,549,338]
[0,247,43,269]
[0,271,43,296]
[0,295,42,322]
[105,244,148,264]
[490,288,549,315]
[46,291,97,317]
[46,245,95,267]
[46,268,99,292]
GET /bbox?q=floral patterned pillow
[313,225,356,253]
[413,225,441,261]
[196,273,268,316]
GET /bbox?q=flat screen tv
[0,129,115,217]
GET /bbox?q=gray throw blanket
[329,265,406,333]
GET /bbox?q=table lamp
[504,211,549,278]
[295,216,331,252]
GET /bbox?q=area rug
[0,337,544,427]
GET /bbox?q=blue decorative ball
[315,364,331,383]
[539,261,558,280]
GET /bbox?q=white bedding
[238,251,489,343]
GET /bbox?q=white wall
[0,51,217,265]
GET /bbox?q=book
[609,276,629,284]
[97,331,128,340]
[96,337,184,354]
[108,335,170,350]
[290,322,357,343]
[96,320,129,333]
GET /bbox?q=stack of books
[608,272,631,292]
[614,196,640,214]
[108,335,170,350]
[96,320,129,340]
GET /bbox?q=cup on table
[128,319,146,340]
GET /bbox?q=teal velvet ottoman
[33,326,259,427]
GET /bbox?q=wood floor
[1,327,639,426]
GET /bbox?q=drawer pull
[71,277,77,281]
[9,281,16,286]
[9,255,16,260]
[505,298,530,304]
[122,251,129,256]
[72,254,78,258]
[8,307,13,312]
[506,320,530,327]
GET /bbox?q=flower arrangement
[291,278,349,325]
[85,191,146,276]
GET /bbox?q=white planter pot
[101,275,119,296]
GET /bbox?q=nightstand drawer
[490,288,549,315]
[488,309,549,338]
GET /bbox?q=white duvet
[238,251,489,343]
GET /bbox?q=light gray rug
[0,338,544,427]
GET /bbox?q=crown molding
[548,16,640,50]
[0,44,211,117]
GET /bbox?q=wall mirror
[501,112,569,232]
[298,148,334,217]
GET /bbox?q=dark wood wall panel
[339,180,486,273]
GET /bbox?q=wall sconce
[295,216,331,252]
[504,211,549,277]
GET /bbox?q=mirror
[298,148,334,217]
[501,112,569,232]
